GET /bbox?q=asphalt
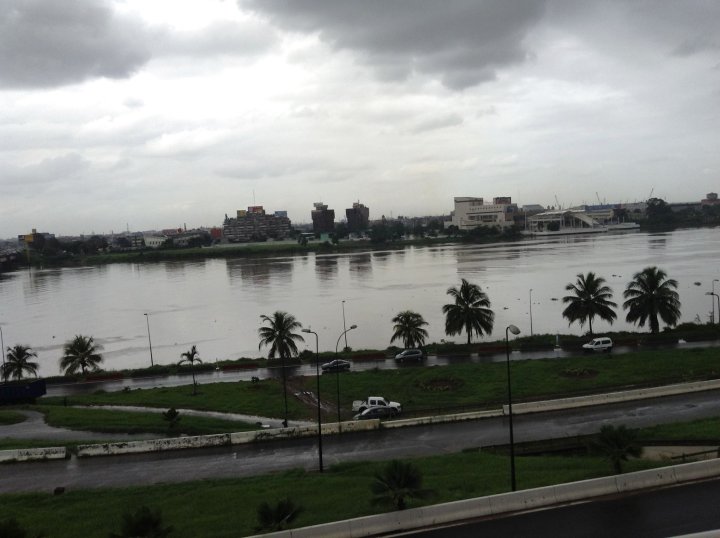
[2,389,720,493]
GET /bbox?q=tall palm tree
[590,424,642,474]
[370,460,430,510]
[59,335,103,376]
[562,272,617,336]
[623,266,681,334]
[179,345,202,395]
[390,311,429,349]
[442,278,494,344]
[2,345,39,381]
[258,311,304,427]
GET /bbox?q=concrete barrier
[383,409,503,429]
[506,378,720,415]
[246,458,720,538]
[77,433,231,457]
[0,446,66,463]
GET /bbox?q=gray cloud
[411,113,463,134]
[0,153,91,194]
[0,0,152,89]
[157,20,277,58]
[239,0,547,89]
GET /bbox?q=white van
[582,337,613,352]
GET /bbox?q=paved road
[3,390,720,494]
[398,478,720,537]
[45,341,719,397]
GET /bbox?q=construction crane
[555,195,561,210]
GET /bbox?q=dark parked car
[394,349,425,362]
[353,406,399,420]
[321,359,351,373]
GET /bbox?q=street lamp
[341,300,348,350]
[505,324,521,492]
[301,328,323,472]
[712,280,719,323]
[529,289,533,336]
[0,324,6,381]
[706,292,720,325]
[335,324,358,427]
[144,313,154,367]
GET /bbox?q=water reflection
[225,257,293,286]
[314,255,338,281]
[349,253,372,277]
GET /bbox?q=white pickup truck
[352,396,402,414]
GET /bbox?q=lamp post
[301,328,323,472]
[505,324,521,492]
[0,324,6,381]
[341,300,348,350]
[335,324,358,427]
[712,280,719,323]
[706,292,720,325]
[529,289,533,336]
[144,313,154,367]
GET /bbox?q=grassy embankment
[39,347,720,421]
[0,451,662,538]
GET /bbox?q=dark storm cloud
[240,0,547,89]
[0,0,152,89]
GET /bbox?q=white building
[451,197,517,230]
[143,235,167,249]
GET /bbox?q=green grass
[637,416,720,442]
[0,451,661,538]
[39,347,720,421]
[31,406,260,436]
[0,411,26,426]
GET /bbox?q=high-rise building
[311,202,335,233]
[346,202,369,232]
[222,206,291,242]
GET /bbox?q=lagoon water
[1,228,718,377]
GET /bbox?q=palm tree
[2,345,39,381]
[442,278,494,344]
[255,498,303,532]
[562,272,617,336]
[370,460,430,510]
[109,505,174,538]
[179,345,202,395]
[390,311,429,349]
[59,335,103,376]
[258,311,304,427]
[590,424,642,474]
[623,266,681,334]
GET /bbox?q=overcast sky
[1,0,719,236]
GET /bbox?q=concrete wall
[0,447,66,463]
[248,458,720,538]
[506,378,720,415]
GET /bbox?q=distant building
[311,202,335,233]
[17,229,55,249]
[345,202,369,232]
[702,192,720,206]
[451,197,517,230]
[143,235,167,249]
[223,206,291,242]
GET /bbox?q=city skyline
[1,1,719,236]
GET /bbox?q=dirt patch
[560,368,598,379]
[415,377,464,392]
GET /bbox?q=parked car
[321,359,351,373]
[394,349,425,362]
[352,396,402,413]
[353,406,399,420]
[582,337,613,352]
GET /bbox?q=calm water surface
[1,228,718,376]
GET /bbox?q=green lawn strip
[0,451,660,538]
[31,406,259,436]
[0,410,26,426]
[637,416,720,442]
[41,378,311,419]
[39,347,720,420]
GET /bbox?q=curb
[247,458,720,538]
